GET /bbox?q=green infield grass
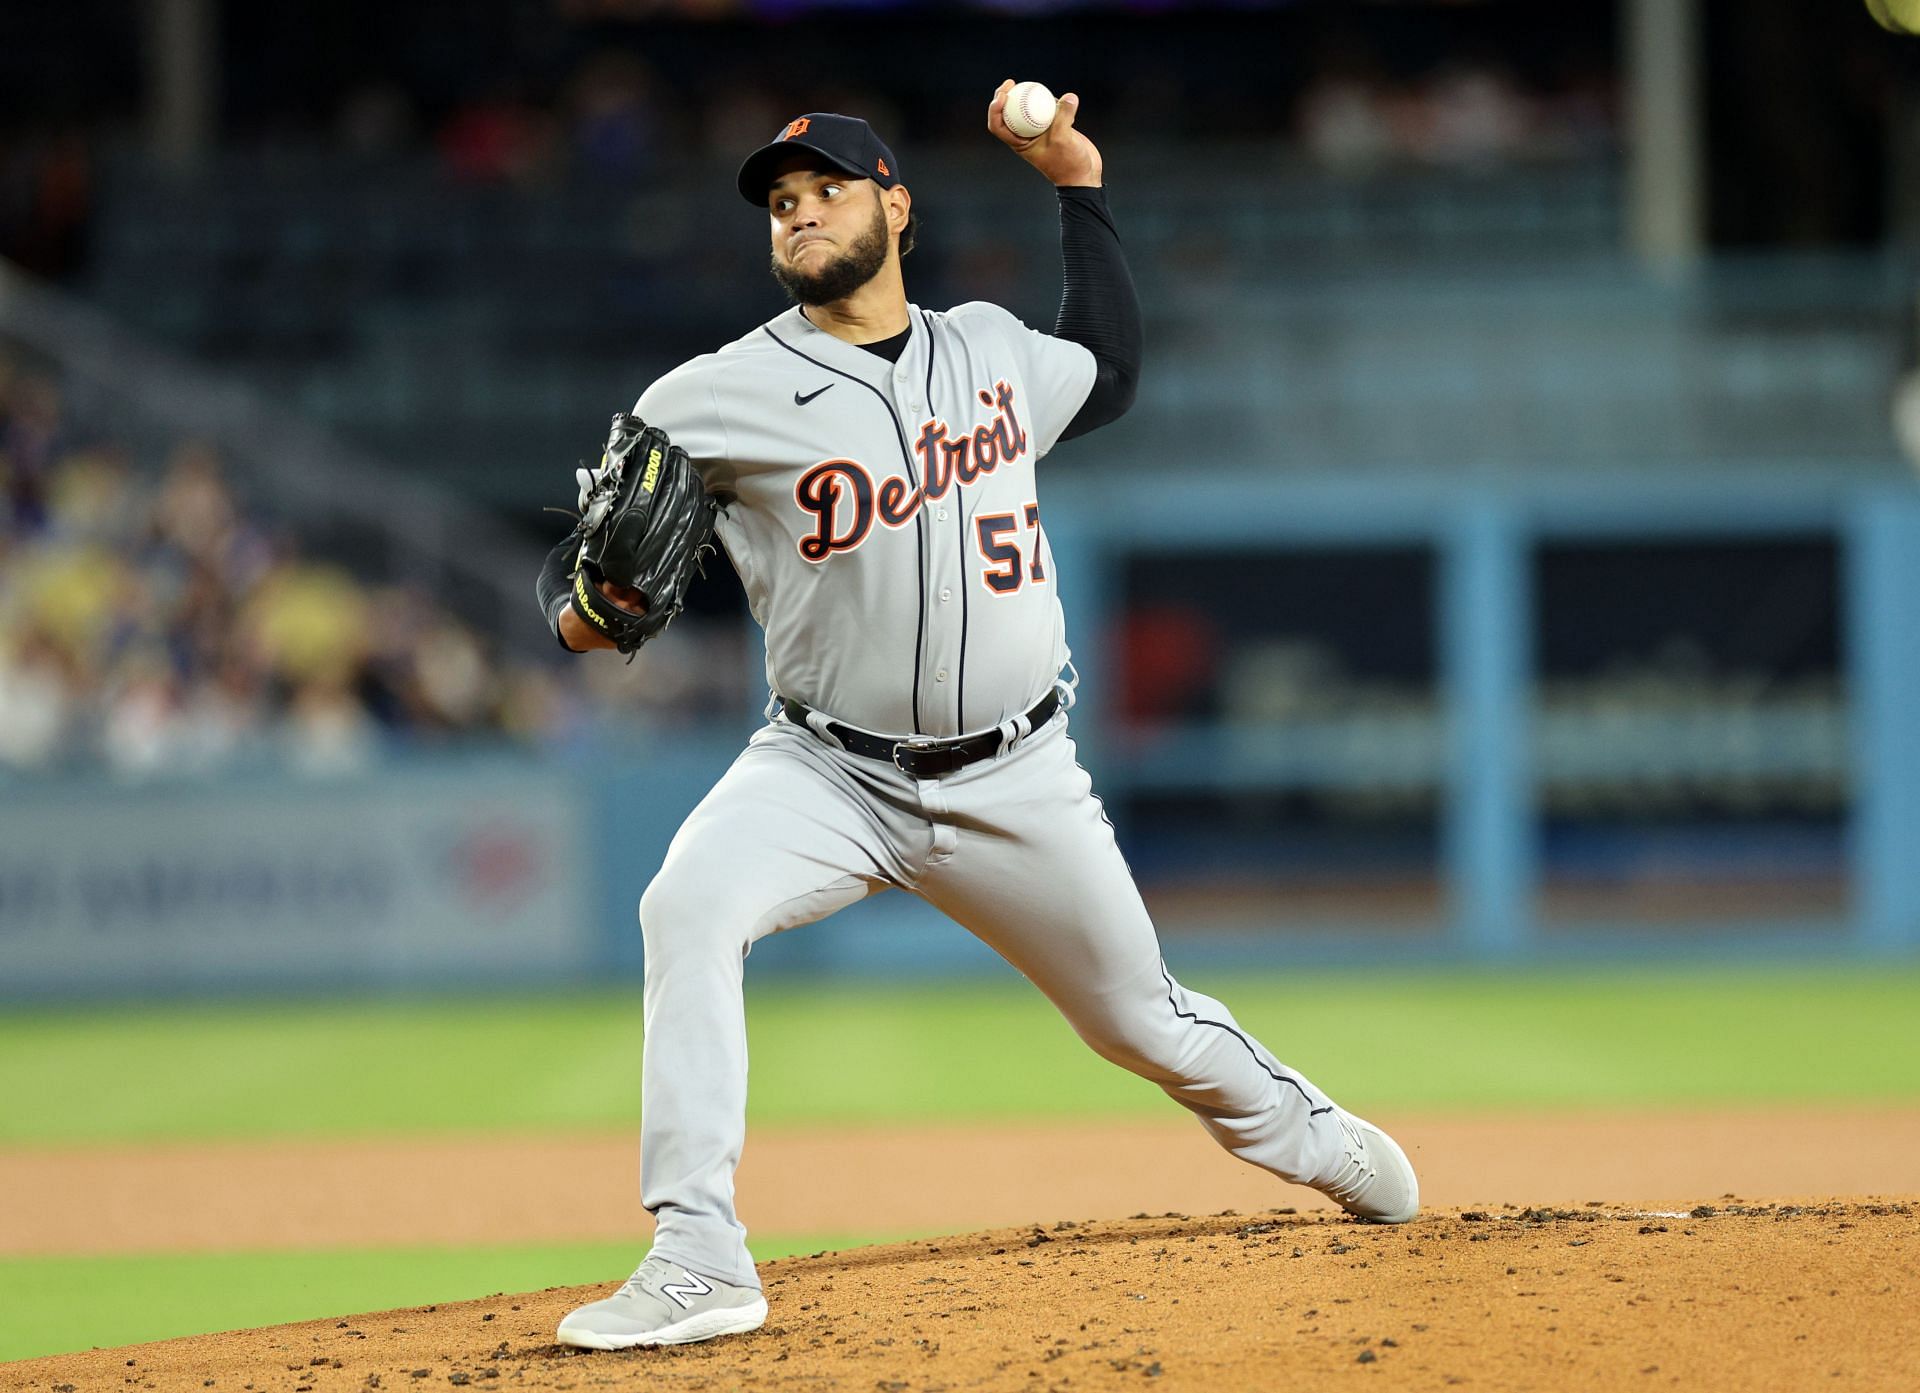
[0,1232,906,1365]
[1,965,1916,1147]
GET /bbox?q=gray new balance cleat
[556,1254,768,1350]
[1311,1110,1420,1223]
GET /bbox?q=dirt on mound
[7,1202,1916,1393]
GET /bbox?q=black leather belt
[780,688,1060,778]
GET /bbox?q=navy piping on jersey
[920,309,968,731]
[763,323,928,735]
[958,445,999,733]
[958,488,985,729]
[1156,959,1326,1112]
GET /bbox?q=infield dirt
[6,1202,1917,1392]
[5,1110,1919,1390]
[10,1106,1920,1255]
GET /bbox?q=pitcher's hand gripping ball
[1868,0,1920,33]
[569,414,718,654]
[1003,82,1059,139]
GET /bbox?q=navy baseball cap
[737,113,903,206]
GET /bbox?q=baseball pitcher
[533,81,1419,1352]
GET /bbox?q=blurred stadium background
[3,0,1920,1362]
[4,0,1918,989]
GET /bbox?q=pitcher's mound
[9,1202,1916,1392]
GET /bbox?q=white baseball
[1004,82,1059,140]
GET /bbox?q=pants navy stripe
[1157,959,1324,1111]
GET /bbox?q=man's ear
[886,184,912,234]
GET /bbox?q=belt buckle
[892,735,941,774]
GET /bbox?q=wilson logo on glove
[573,570,607,623]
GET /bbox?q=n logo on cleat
[660,1270,714,1310]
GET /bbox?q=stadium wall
[4,474,1916,1000]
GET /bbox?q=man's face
[766,163,893,307]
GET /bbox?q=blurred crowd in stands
[335,52,1615,186]
[1294,57,1614,174]
[1,24,1618,279]
[0,346,745,777]
[0,127,90,282]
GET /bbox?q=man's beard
[770,204,890,307]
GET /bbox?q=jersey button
[936,509,949,522]
[940,587,952,602]
[936,668,949,682]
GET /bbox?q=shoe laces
[1318,1112,1378,1205]
[616,1256,671,1296]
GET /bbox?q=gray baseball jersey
[635,301,1097,737]
[611,299,1369,1296]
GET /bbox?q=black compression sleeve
[1054,185,1142,442]
[535,533,585,652]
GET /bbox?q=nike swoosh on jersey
[794,385,834,406]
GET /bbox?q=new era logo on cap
[737,113,903,205]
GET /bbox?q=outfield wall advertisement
[0,764,592,996]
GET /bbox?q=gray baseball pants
[636,708,1347,1289]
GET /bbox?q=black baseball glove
[554,414,719,654]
